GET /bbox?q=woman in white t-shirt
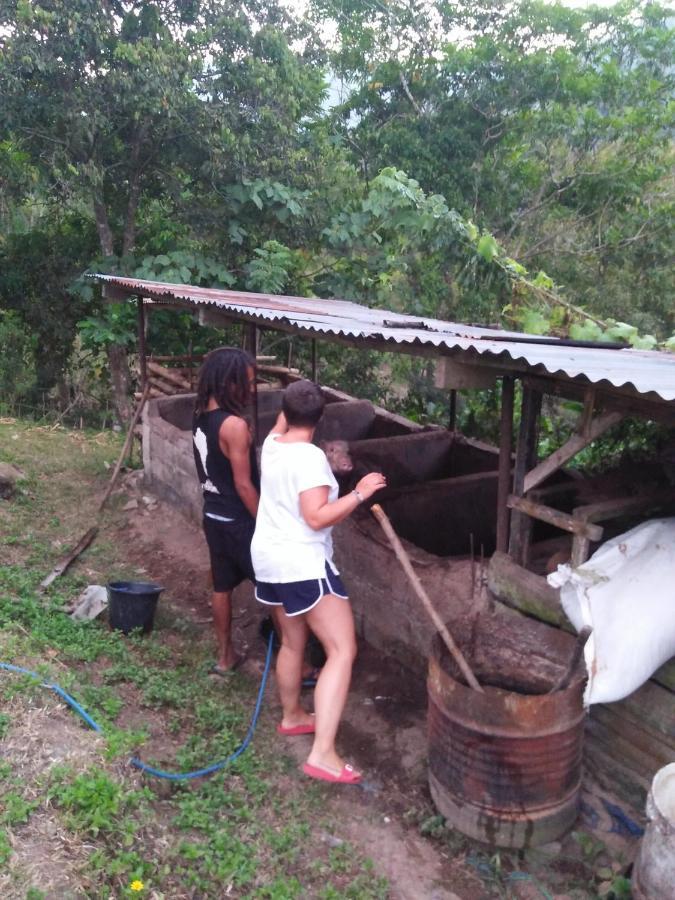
[251,381,386,784]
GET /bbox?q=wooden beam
[488,551,569,629]
[507,494,604,540]
[570,488,675,566]
[523,410,623,494]
[496,375,515,553]
[521,373,675,425]
[434,357,497,389]
[574,489,675,524]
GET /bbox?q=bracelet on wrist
[351,489,364,504]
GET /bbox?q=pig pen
[141,388,524,673]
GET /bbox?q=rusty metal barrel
[427,618,586,848]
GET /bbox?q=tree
[317,0,675,338]
[0,0,326,418]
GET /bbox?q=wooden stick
[146,360,191,391]
[39,526,99,592]
[370,504,484,692]
[507,494,604,540]
[98,384,150,512]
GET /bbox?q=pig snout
[320,440,354,475]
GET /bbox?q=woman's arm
[220,416,259,518]
[269,410,288,436]
[299,472,386,531]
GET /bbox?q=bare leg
[211,590,238,671]
[305,594,357,773]
[272,607,314,729]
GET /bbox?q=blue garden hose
[0,634,275,781]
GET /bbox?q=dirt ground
[110,477,645,900]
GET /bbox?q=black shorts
[202,512,255,592]
[255,561,348,617]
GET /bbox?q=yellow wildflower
[129,881,144,892]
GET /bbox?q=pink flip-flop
[277,718,315,736]
[302,762,362,784]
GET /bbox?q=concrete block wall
[142,395,202,525]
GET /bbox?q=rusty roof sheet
[93,275,675,403]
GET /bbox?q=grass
[0,419,637,900]
[0,420,389,898]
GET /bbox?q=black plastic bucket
[107,581,163,635]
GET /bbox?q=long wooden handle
[98,383,151,513]
[370,503,484,693]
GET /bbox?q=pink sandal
[302,762,362,784]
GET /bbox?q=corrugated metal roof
[93,275,675,404]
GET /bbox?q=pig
[320,440,415,497]
[319,439,354,477]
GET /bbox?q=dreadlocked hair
[194,347,255,418]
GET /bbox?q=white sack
[547,517,675,705]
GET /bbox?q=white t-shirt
[251,433,339,583]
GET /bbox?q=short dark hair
[282,380,325,427]
[194,347,255,417]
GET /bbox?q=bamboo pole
[370,503,484,692]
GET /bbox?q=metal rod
[311,338,318,381]
[496,375,515,553]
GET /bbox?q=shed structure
[95,275,675,803]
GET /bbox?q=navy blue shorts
[255,561,348,617]
[203,512,255,592]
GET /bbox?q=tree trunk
[94,193,133,423]
[107,343,133,425]
[93,196,115,257]
[121,124,148,256]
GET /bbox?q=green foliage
[0,791,38,826]
[0,310,37,409]
[48,769,149,836]
[321,0,674,341]
[0,830,11,867]
[0,213,98,392]
[245,241,306,295]
[1,0,674,426]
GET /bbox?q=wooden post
[137,296,147,391]
[246,324,259,444]
[509,385,542,564]
[311,338,318,381]
[448,389,457,431]
[496,375,515,553]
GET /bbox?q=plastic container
[633,763,675,899]
[106,581,163,635]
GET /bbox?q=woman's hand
[271,410,288,435]
[355,471,387,500]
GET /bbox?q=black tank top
[193,409,260,518]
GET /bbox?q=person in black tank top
[193,348,259,674]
